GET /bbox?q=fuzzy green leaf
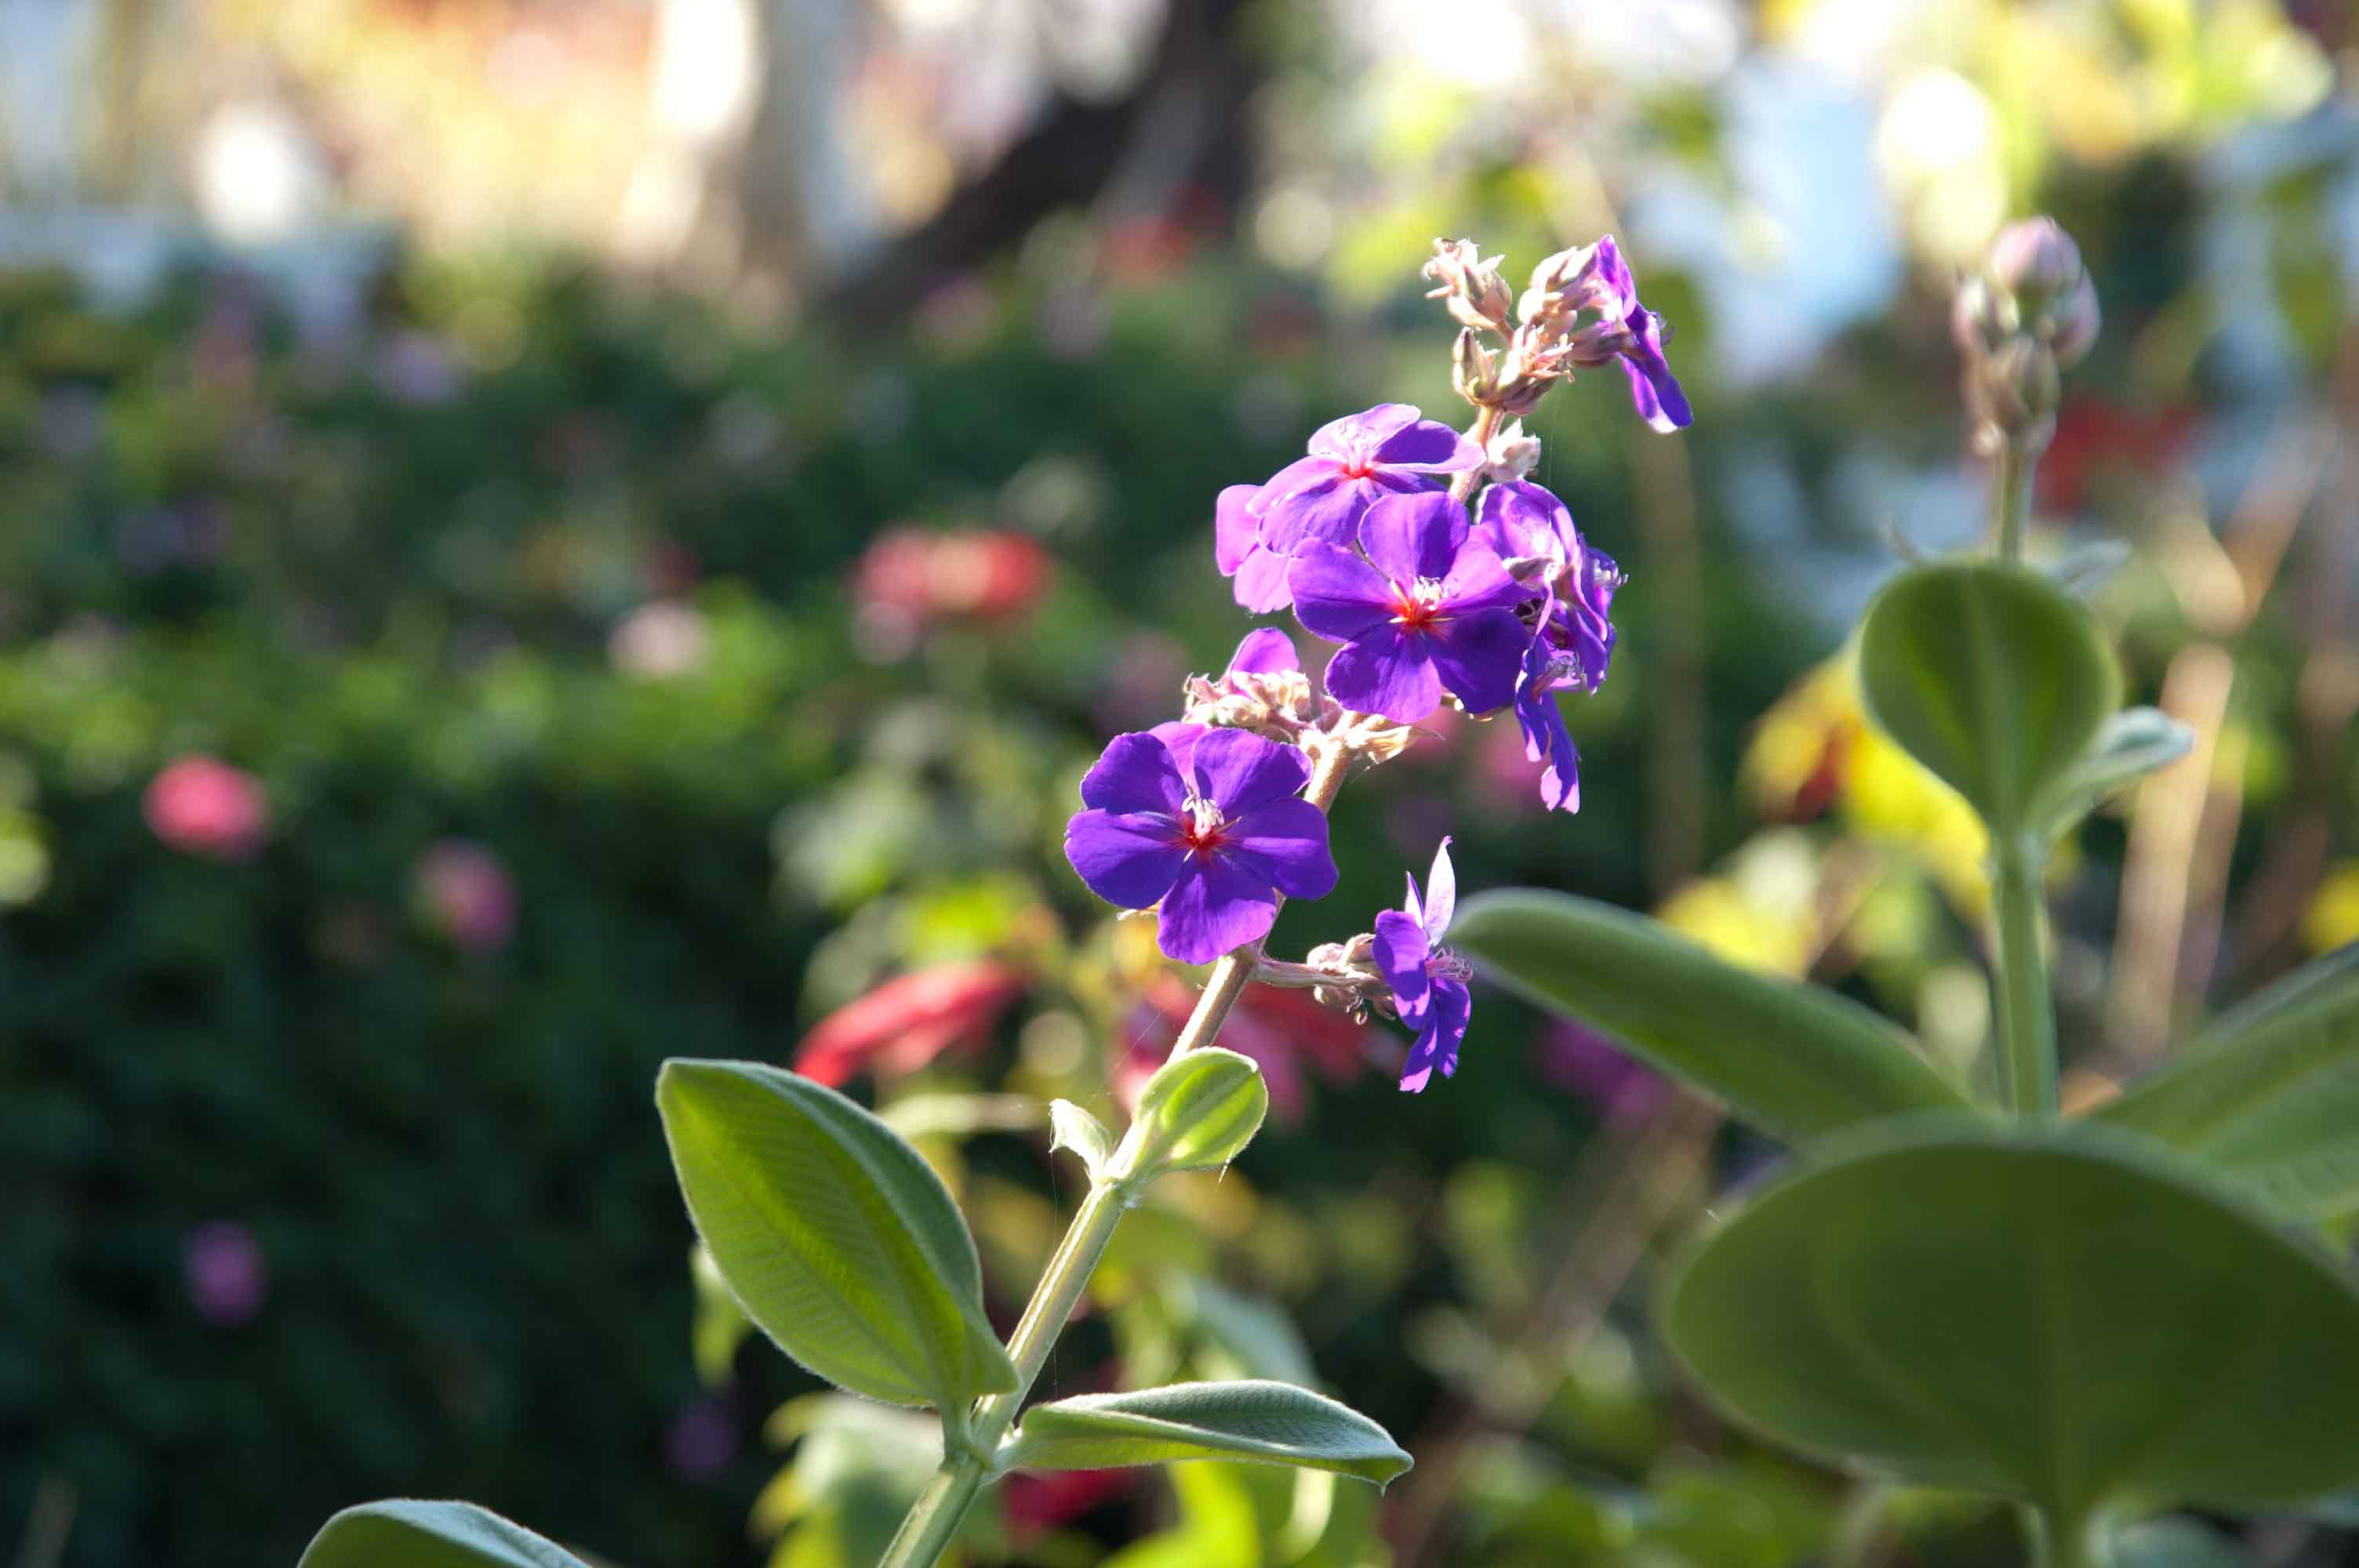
[1857,562,2119,832]
[1665,1120,2359,1520]
[1451,891,1970,1143]
[1004,1381,1412,1489]
[1049,1098,1116,1177]
[298,1501,589,1568]
[656,1059,1017,1410]
[2095,944,2359,1220]
[2029,706,2194,841]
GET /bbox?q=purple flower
[1589,238,1692,434]
[184,1220,269,1326]
[1255,405,1482,557]
[1476,481,1622,694]
[1288,492,1532,723]
[1150,629,1303,775]
[1065,728,1337,964]
[1373,838,1474,1093]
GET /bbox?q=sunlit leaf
[656,1059,1016,1411]
[1004,1381,1412,1488]
[1452,891,1970,1142]
[298,1501,588,1568]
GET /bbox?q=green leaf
[689,1243,754,1388]
[1857,562,2119,830]
[2029,706,2194,841]
[1450,891,1971,1143]
[1122,1048,1267,1178]
[1004,1380,1412,1489]
[298,1501,589,1568]
[2095,945,2359,1219]
[656,1059,1017,1411]
[1049,1098,1115,1177]
[1663,1120,2359,1520]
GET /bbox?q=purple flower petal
[1307,404,1421,462]
[1227,626,1299,675]
[1257,473,1358,554]
[1225,796,1337,901]
[1287,543,1399,641]
[1437,541,1532,616]
[1187,728,1311,815]
[1325,626,1442,723]
[1233,543,1295,613]
[1080,732,1188,815]
[1215,484,1262,575]
[1065,809,1184,909]
[1475,481,1576,565]
[1372,908,1432,1022]
[1515,637,1582,814]
[1150,720,1209,779]
[1371,418,1483,473]
[1425,608,1529,715]
[1620,321,1692,434]
[1420,837,1456,941]
[1358,492,1465,586]
[1399,978,1472,1093]
[1158,851,1280,964]
[1592,236,1640,319]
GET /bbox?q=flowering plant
[293,232,1686,1566]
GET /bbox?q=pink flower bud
[413,839,518,954]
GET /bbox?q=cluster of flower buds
[1953,217,2101,454]
[1426,236,1692,432]
[1063,237,1691,1091]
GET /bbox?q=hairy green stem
[880,739,1356,1566]
[1994,438,2035,562]
[1993,835,2059,1116]
[2026,1505,2107,1568]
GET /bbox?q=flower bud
[1423,238,1514,336]
[1484,418,1541,483]
[2047,272,2099,368]
[1986,219,2084,314]
[1452,328,1499,405]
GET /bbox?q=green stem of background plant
[1993,835,2059,1119]
[2026,1505,2108,1568]
[1994,438,2034,562]
[878,741,1355,1566]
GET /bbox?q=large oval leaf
[1451,891,1969,1143]
[2095,944,2359,1220]
[1003,1380,1412,1489]
[656,1059,1017,1411]
[1664,1120,2359,1519]
[299,1501,588,1568]
[1856,562,2118,831]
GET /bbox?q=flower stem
[1992,834,2058,1116]
[880,741,1357,1566]
[1994,437,2035,562]
[2026,1505,2109,1568]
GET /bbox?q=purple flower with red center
[1254,404,1483,557]
[1373,838,1474,1093]
[1064,728,1337,964]
[1288,491,1532,723]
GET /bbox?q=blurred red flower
[854,528,1050,630]
[2038,399,2199,513]
[794,960,1029,1087]
[144,755,269,861]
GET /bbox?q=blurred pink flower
[1535,1020,1668,1126]
[144,756,269,861]
[184,1220,268,1326]
[413,840,518,954]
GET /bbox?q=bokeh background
[8,2,2359,1564]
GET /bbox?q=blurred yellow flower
[2300,862,2359,956]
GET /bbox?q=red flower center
[1176,798,1230,857]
